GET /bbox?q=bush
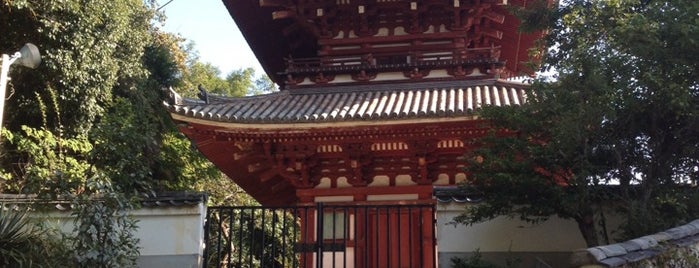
[0,205,70,268]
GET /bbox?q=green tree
[179,61,229,96]
[1,0,157,191]
[252,73,277,95]
[0,0,154,134]
[179,63,275,98]
[70,176,140,268]
[224,68,255,97]
[2,0,277,265]
[224,67,278,96]
[0,0,221,196]
[1,1,176,266]
[457,0,699,247]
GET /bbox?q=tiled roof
[0,192,207,210]
[571,219,699,267]
[165,79,529,124]
[139,192,207,207]
[433,186,485,203]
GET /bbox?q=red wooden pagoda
[166,0,546,267]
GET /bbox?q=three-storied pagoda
[166,0,548,266]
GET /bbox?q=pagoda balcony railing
[295,0,508,6]
[283,46,501,75]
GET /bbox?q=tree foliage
[179,63,276,98]
[1,0,205,265]
[70,176,140,268]
[1,0,276,265]
[458,0,699,246]
[1,0,154,134]
[0,0,258,197]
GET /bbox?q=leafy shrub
[0,206,69,268]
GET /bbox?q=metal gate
[203,203,436,268]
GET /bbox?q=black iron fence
[204,203,436,268]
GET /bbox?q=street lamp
[0,43,41,132]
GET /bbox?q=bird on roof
[197,84,209,104]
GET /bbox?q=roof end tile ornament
[166,87,183,105]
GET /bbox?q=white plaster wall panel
[435,203,587,252]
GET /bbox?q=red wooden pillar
[298,208,316,268]
[354,207,367,268]
[421,207,436,268]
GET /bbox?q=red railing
[285,46,499,72]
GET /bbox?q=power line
[156,0,176,11]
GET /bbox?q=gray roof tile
[0,192,206,208]
[629,237,656,250]
[586,247,607,261]
[618,240,642,252]
[165,79,529,124]
[576,219,699,267]
[600,257,627,267]
[596,244,628,258]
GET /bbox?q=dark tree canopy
[457,0,698,247]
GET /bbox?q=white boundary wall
[436,202,588,267]
[30,203,206,268]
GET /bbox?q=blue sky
[158,0,263,77]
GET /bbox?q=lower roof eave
[170,113,482,132]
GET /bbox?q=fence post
[202,208,212,267]
[315,202,324,268]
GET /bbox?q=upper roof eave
[221,0,550,83]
